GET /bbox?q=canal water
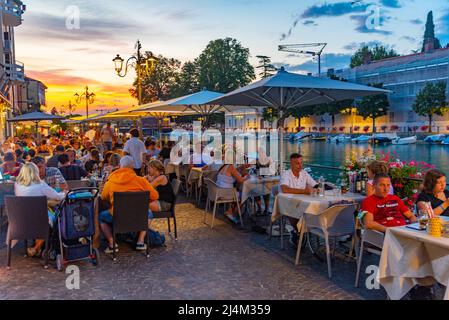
[284,141,449,183]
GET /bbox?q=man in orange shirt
[100,156,159,253]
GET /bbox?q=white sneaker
[136,243,147,251]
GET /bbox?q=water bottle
[319,176,325,197]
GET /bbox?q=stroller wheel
[91,248,100,267]
[56,254,64,272]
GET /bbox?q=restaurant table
[240,176,280,205]
[272,191,365,249]
[378,217,449,300]
[272,191,365,222]
[165,162,181,178]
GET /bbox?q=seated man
[100,156,159,252]
[47,144,66,168]
[58,153,89,181]
[31,156,68,191]
[280,153,317,245]
[361,173,417,233]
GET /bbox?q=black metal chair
[112,192,150,261]
[0,183,15,239]
[152,179,181,240]
[5,196,50,269]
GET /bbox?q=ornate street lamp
[113,40,157,105]
[74,86,95,119]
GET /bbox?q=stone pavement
[0,199,443,300]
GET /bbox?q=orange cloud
[26,69,136,114]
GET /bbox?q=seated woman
[216,164,249,223]
[102,153,121,182]
[416,169,449,217]
[1,152,22,177]
[14,162,66,257]
[84,148,101,174]
[146,160,175,213]
[365,160,394,197]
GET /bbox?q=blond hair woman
[15,162,66,257]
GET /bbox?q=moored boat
[392,136,418,145]
[424,134,446,144]
[352,135,372,143]
[330,134,352,143]
[372,133,398,144]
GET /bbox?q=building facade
[314,46,449,134]
[227,47,449,134]
[0,0,26,140]
[17,77,47,113]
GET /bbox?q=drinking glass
[334,188,342,201]
[418,210,429,230]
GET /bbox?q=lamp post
[74,86,96,119]
[113,40,157,106]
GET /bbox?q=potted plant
[390,125,399,131]
[354,126,360,132]
[339,126,345,132]
[363,126,370,133]
[312,126,318,132]
[421,125,429,132]
[319,127,326,132]
[381,125,388,132]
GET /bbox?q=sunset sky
[15,0,449,115]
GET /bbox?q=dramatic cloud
[350,14,393,35]
[410,18,423,25]
[343,40,383,51]
[400,36,416,43]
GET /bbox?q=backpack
[147,229,166,247]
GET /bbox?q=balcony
[2,0,25,27]
[5,60,24,81]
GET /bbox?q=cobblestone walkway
[0,200,409,300]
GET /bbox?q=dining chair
[112,192,150,261]
[204,178,243,229]
[152,179,181,240]
[354,215,385,287]
[66,180,91,190]
[295,203,358,279]
[5,196,50,269]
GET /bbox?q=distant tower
[422,11,441,53]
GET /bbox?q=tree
[172,61,199,97]
[132,53,182,103]
[256,55,276,78]
[356,83,390,133]
[195,38,255,93]
[312,75,354,127]
[287,106,314,129]
[412,82,447,133]
[350,44,399,68]
[421,11,441,53]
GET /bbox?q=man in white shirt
[280,153,317,246]
[100,122,115,151]
[123,128,146,176]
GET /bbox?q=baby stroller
[54,187,100,271]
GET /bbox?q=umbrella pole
[35,121,39,140]
[279,110,284,174]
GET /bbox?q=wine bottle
[356,173,362,193]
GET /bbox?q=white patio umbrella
[135,89,228,118]
[209,67,390,172]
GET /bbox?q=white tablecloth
[272,192,366,221]
[378,219,449,300]
[240,176,280,204]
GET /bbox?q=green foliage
[133,53,182,103]
[356,83,390,133]
[350,44,399,68]
[172,61,199,97]
[412,82,447,133]
[194,38,256,93]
